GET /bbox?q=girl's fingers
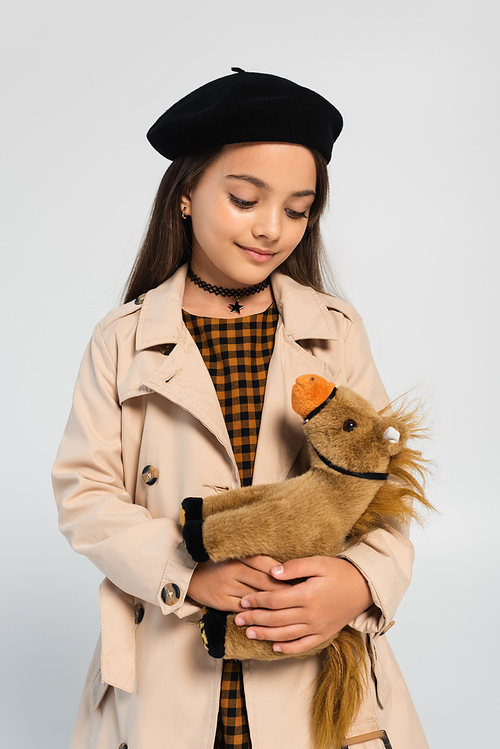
[270,555,329,581]
[244,624,310,642]
[188,558,292,612]
[242,555,282,573]
[241,581,311,611]
[272,634,324,655]
[237,566,289,593]
[242,622,332,654]
[235,606,304,629]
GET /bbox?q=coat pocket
[89,666,110,714]
[99,577,136,693]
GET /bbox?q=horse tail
[313,626,367,749]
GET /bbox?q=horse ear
[291,375,335,418]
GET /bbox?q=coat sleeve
[335,310,415,633]
[51,322,197,618]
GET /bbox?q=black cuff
[200,607,227,658]
[181,496,204,523]
[182,517,209,563]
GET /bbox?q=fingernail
[241,598,251,608]
[235,616,244,626]
[273,644,282,652]
[246,629,256,639]
[272,565,284,575]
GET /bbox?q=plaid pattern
[183,303,279,486]
[214,660,252,748]
[183,303,279,749]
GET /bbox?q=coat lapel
[141,335,234,467]
[120,266,235,472]
[252,274,341,485]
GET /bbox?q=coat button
[141,465,159,485]
[134,604,145,624]
[161,583,180,606]
[134,293,146,305]
[118,744,128,749]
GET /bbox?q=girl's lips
[237,244,277,262]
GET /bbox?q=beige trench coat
[52,265,429,749]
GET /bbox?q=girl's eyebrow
[225,174,315,198]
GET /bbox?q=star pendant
[229,299,245,314]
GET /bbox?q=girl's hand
[233,556,373,654]
[187,555,290,613]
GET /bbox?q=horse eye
[343,419,357,432]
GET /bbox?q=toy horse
[181,375,431,749]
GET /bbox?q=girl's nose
[252,208,282,241]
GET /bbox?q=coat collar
[135,265,188,351]
[123,264,342,487]
[135,264,338,351]
[271,272,339,342]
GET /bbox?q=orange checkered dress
[183,302,279,749]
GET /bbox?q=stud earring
[181,207,188,220]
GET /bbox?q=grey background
[2,1,499,746]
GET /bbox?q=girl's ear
[181,191,192,218]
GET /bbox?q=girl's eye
[229,194,256,210]
[286,208,309,220]
[343,419,357,432]
[229,194,309,219]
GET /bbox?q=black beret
[147,68,343,164]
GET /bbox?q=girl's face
[182,142,317,288]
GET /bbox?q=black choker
[187,267,270,314]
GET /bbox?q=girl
[52,69,429,749]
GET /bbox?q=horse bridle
[303,386,389,482]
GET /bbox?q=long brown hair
[123,147,338,303]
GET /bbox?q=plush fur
[181,375,432,749]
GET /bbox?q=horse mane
[344,399,435,549]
